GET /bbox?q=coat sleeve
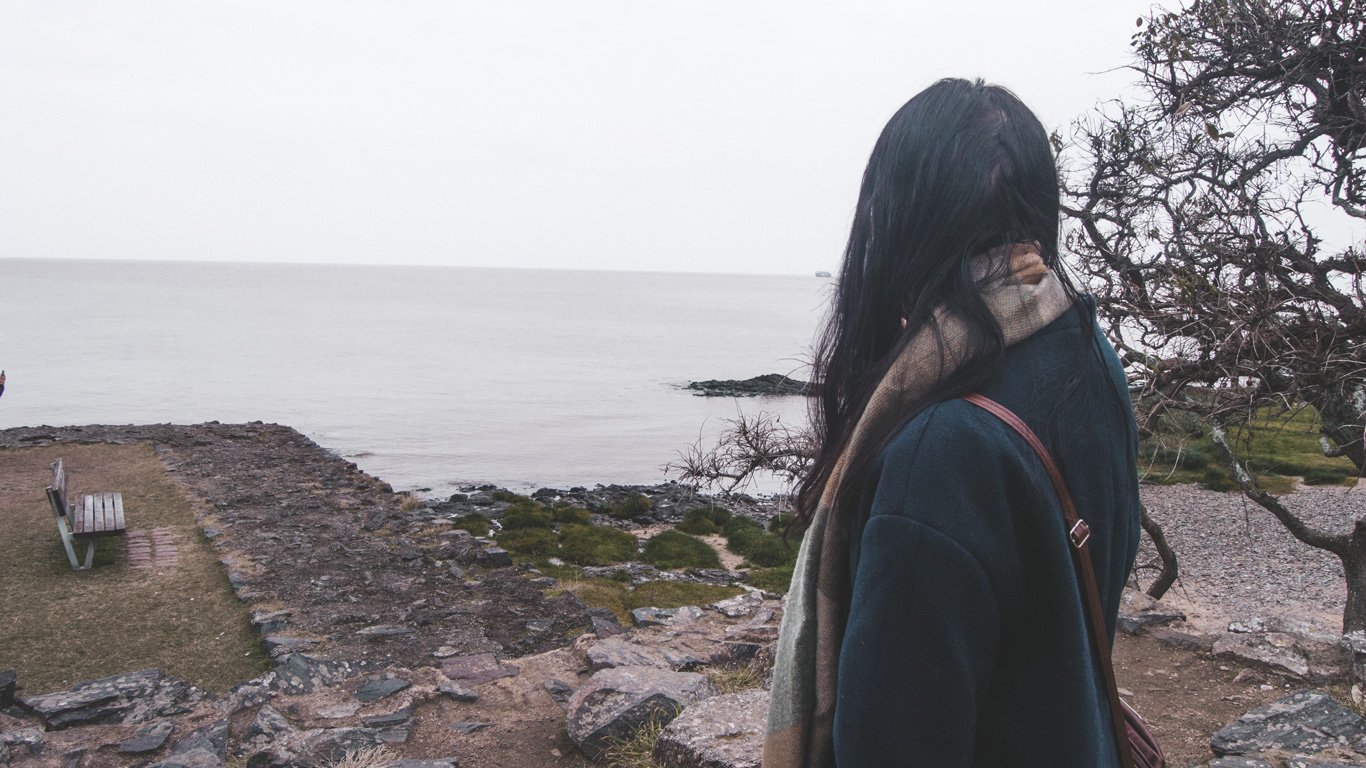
[833,407,1010,767]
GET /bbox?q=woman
[764,79,1142,766]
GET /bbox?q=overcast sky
[0,1,1157,275]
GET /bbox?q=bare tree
[1064,0,1366,628]
[667,411,814,495]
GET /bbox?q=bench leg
[56,518,85,570]
[82,541,96,569]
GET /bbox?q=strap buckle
[1069,520,1092,549]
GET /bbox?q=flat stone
[17,669,203,730]
[251,610,292,634]
[362,707,413,728]
[631,606,704,628]
[1211,689,1366,757]
[354,677,411,702]
[317,703,360,719]
[478,548,513,568]
[148,719,229,768]
[586,637,703,672]
[708,591,764,619]
[653,688,768,768]
[270,654,355,695]
[437,680,479,702]
[1214,633,1312,679]
[1148,627,1215,653]
[376,726,411,743]
[440,653,520,685]
[263,635,318,657]
[118,720,176,753]
[565,665,718,759]
[0,729,46,761]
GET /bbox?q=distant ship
[815,270,832,277]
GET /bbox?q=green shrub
[767,513,795,534]
[609,493,655,520]
[491,489,531,503]
[501,502,553,530]
[747,565,795,594]
[642,531,721,570]
[745,534,796,567]
[497,528,557,557]
[678,506,731,535]
[724,523,765,557]
[552,505,593,525]
[722,516,761,537]
[452,513,491,537]
[559,524,638,566]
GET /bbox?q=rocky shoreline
[4,422,1366,767]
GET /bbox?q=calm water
[0,259,828,495]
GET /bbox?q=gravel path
[1137,481,1365,634]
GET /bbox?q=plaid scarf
[763,244,1073,768]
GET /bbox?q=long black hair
[797,78,1084,530]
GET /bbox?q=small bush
[552,505,593,525]
[724,519,765,557]
[501,502,553,530]
[609,493,655,520]
[678,505,731,535]
[497,528,557,558]
[746,564,795,594]
[452,513,492,537]
[643,530,721,570]
[745,534,796,567]
[559,524,638,566]
[491,489,531,503]
[722,516,761,537]
[767,513,794,533]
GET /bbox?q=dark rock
[251,610,293,634]
[653,688,768,768]
[263,635,318,657]
[447,721,493,734]
[447,565,465,579]
[1211,689,1366,756]
[588,608,625,638]
[441,653,520,686]
[353,676,411,703]
[685,374,809,398]
[242,706,297,752]
[362,707,413,728]
[479,548,514,568]
[298,727,383,764]
[117,720,176,753]
[0,670,16,709]
[438,679,479,702]
[0,729,45,760]
[376,726,412,743]
[565,665,718,759]
[543,679,575,707]
[1148,627,1215,653]
[708,591,764,619]
[586,637,704,671]
[147,719,228,768]
[17,669,202,730]
[1117,590,1186,634]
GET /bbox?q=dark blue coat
[833,300,1142,767]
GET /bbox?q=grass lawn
[1141,406,1362,493]
[0,443,268,694]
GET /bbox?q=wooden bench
[45,459,127,570]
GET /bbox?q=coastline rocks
[565,666,718,759]
[685,374,809,398]
[653,688,768,768]
[16,669,203,730]
[147,719,228,768]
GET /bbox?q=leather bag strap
[962,394,1134,768]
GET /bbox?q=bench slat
[113,493,125,531]
[79,494,93,535]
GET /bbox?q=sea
[0,259,829,496]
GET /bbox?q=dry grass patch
[0,443,268,694]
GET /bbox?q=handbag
[963,394,1165,768]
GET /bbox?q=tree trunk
[1140,505,1179,600]
[1343,521,1366,636]
[1317,389,1366,475]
